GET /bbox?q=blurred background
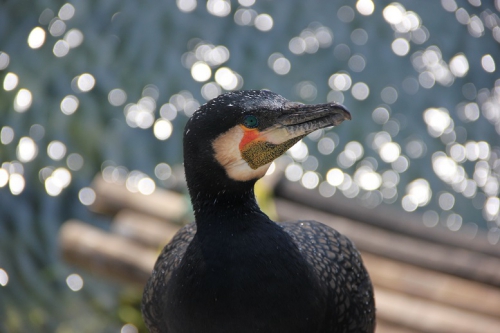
[1,0,500,332]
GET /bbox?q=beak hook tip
[331,103,351,121]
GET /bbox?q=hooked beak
[239,101,351,170]
[261,102,351,144]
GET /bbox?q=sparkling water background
[0,0,499,332]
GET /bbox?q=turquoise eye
[243,115,259,128]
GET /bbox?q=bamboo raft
[60,174,500,333]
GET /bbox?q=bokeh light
[268,53,291,75]
[159,103,178,120]
[348,54,366,72]
[481,54,496,73]
[53,40,70,57]
[48,141,67,161]
[328,72,352,91]
[66,274,84,291]
[0,52,10,69]
[1,126,14,145]
[49,19,66,37]
[285,163,303,182]
[351,82,369,100]
[295,81,317,101]
[215,67,242,90]
[177,0,197,12]
[356,0,375,16]
[424,107,452,137]
[326,168,344,186]
[29,124,45,142]
[14,89,33,113]
[16,137,38,162]
[125,171,156,195]
[59,4,75,21]
[3,72,19,91]
[45,167,72,196]
[191,61,212,82]
[449,54,469,77]
[155,163,172,180]
[439,192,455,211]
[79,187,96,206]
[201,82,222,101]
[238,0,255,6]
[301,171,319,189]
[60,95,79,115]
[124,97,156,128]
[354,166,382,191]
[0,268,8,287]
[392,38,410,56]
[381,86,398,104]
[77,73,96,92]
[9,173,25,195]
[0,168,8,188]
[153,119,173,140]
[318,137,335,155]
[121,323,139,333]
[338,6,355,23]
[108,89,127,107]
[207,0,231,17]
[67,153,84,171]
[254,14,273,31]
[64,29,84,48]
[402,178,432,212]
[289,23,333,55]
[28,27,46,49]
[350,29,368,45]
[379,142,401,163]
[234,8,257,26]
[288,140,309,161]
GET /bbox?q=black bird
[142,90,375,333]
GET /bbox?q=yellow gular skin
[241,137,302,170]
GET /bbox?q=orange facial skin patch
[239,125,261,150]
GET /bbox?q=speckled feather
[142,220,375,333]
[142,223,196,333]
[281,220,375,332]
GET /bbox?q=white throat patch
[212,126,270,182]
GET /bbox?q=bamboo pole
[275,198,500,287]
[111,209,181,249]
[90,175,188,223]
[60,220,157,288]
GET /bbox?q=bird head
[183,90,351,193]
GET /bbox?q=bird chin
[212,125,272,182]
[225,160,271,182]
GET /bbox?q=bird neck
[183,137,268,230]
[188,177,267,230]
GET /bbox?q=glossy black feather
[143,219,375,333]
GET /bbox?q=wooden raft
[60,175,500,333]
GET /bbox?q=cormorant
[142,90,375,333]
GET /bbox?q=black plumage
[142,90,375,333]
